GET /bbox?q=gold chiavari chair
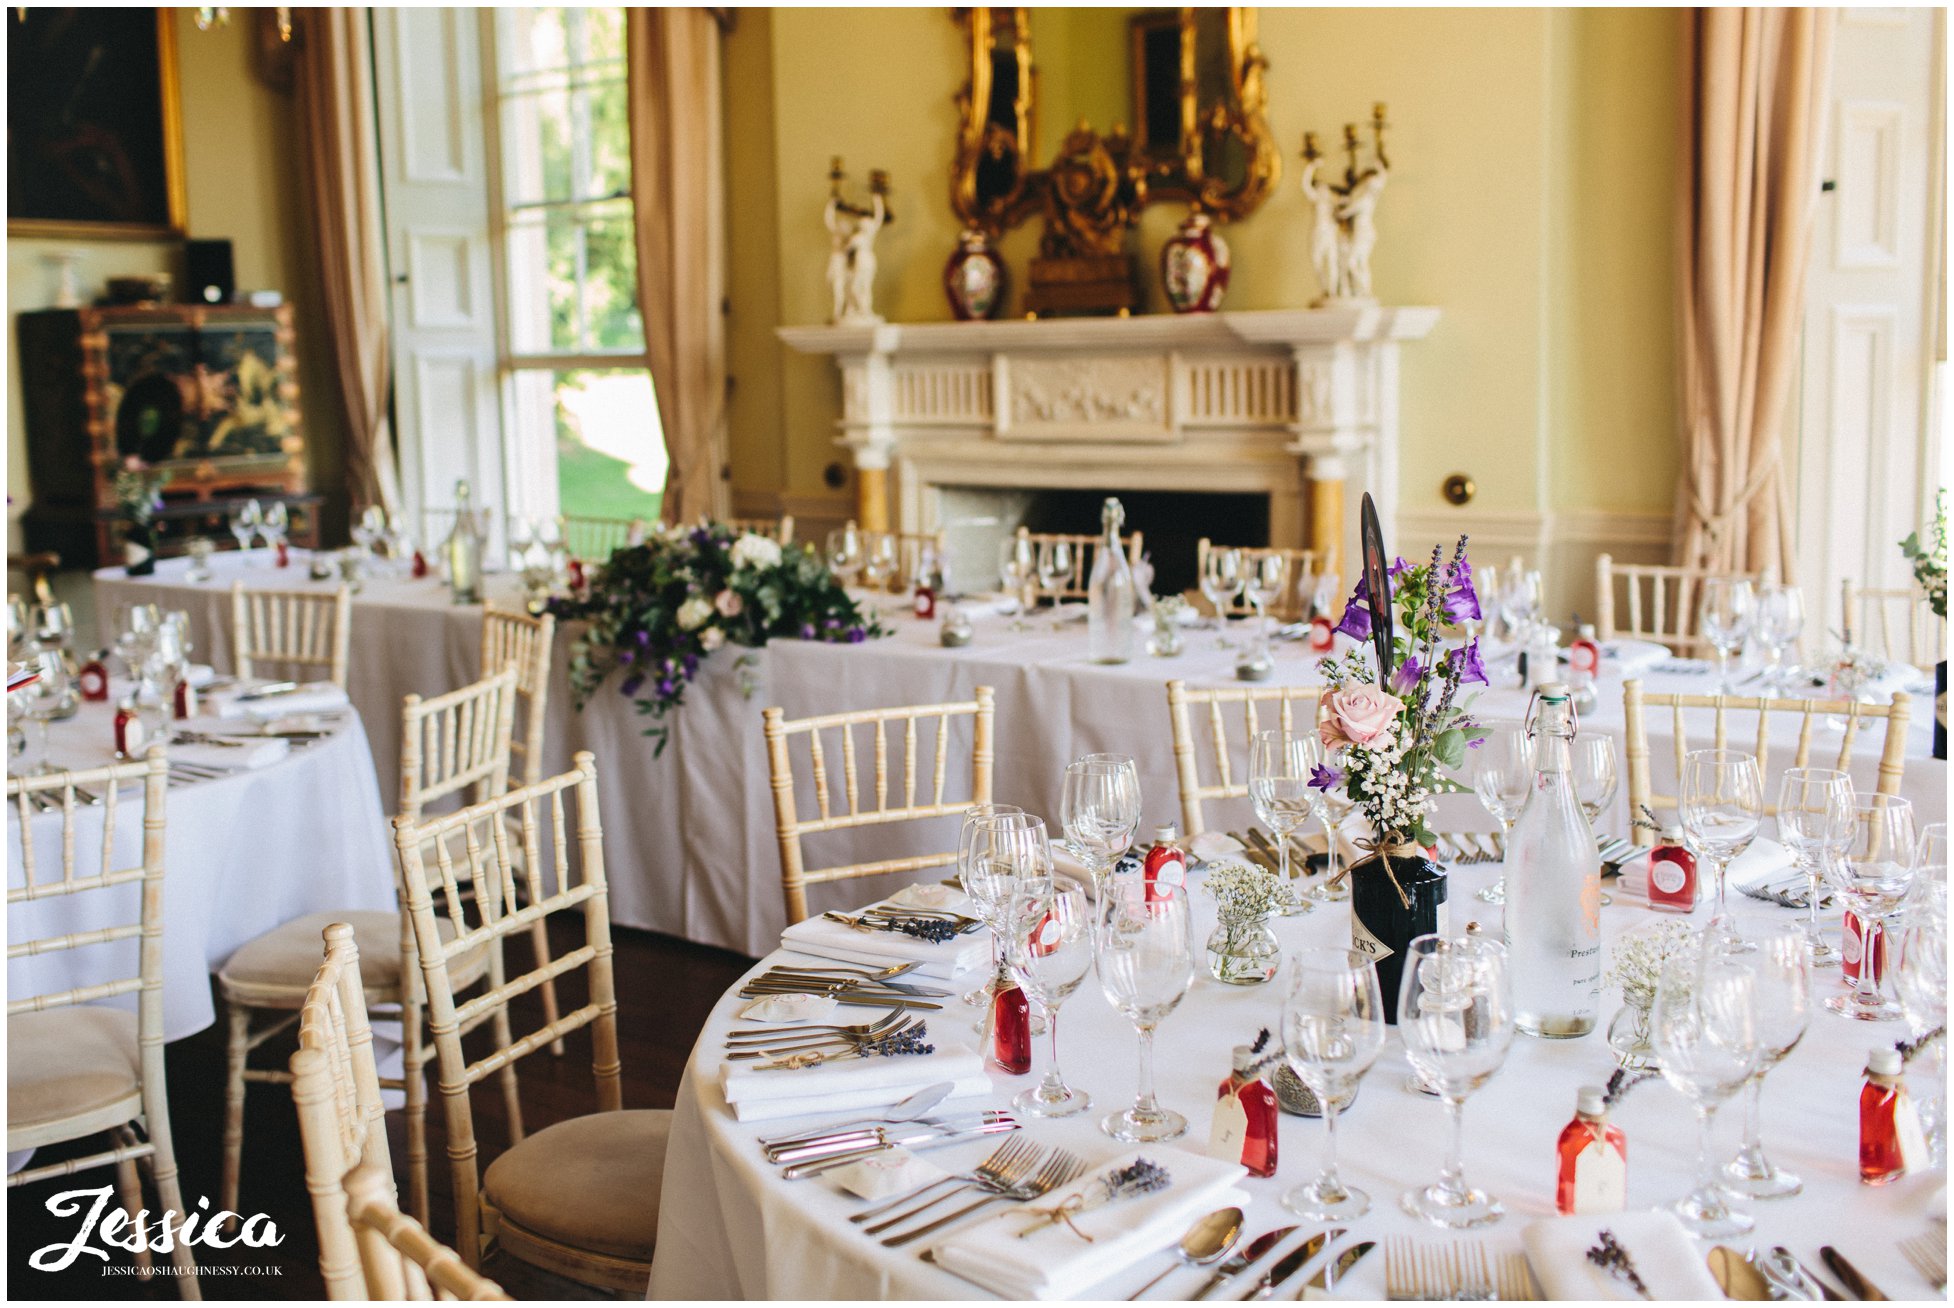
[344,1159,511,1301]
[762,688,997,924]
[8,753,200,1295]
[1843,581,1945,673]
[1594,555,1763,656]
[558,514,638,561]
[1195,540,1324,621]
[1016,525,1144,601]
[1622,680,1913,845]
[727,514,797,545]
[217,671,518,1226]
[231,582,353,687]
[395,753,671,1293]
[1165,680,1326,838]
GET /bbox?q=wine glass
[1569,732,1620,907]
[1471,722,1534,904]
[184,536,216,582]
[956,803,1031,1009]
[1755,583,1805,697]
[1823,795,1918,1021]
[1652,949,1761,1237]
[1059,754,1141,891]
[115,602,162,680]
[997,535,1035,606]
[1036,539,1073,606]
[1200,548,1244,626]
[1306,745,1356,904]
[1912,822,1948,902]
[1094,880,1194,1142]
[1242,553,1288,650]
[1720,924,1810,1199]
[147,612,192,732]
[1895,897,1948,1166]
[1397,933,1517,1228]
[1250,729,1318,886]
[825,525,864,588]
[1698,578,1755,694]
[1498,569,1542,646]
[1680,749,1763,921]
[1280,947,1387,1220]
[16,649,69,771]
[231,498,264,556]
[1005,881,1094,1117]
[1776,768,1855,966]
[862,533,899,592]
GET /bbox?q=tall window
[491,7,665,522]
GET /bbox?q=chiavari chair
[344,1159,511,1301]
[1622,679,1913,844]
[8,752,199,1295]
[230,582,353,687]
[1165,680,1327,837]
[1016,525,1143,601]
[1594,555,1763,656]
[1843,580,1945,673]
[395,753,670,1292]
[557,514,637,562]
[727,514,797,545]
[762,688,996,924]
[1195,539,1324,621]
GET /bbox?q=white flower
[731,533,782,571]
[700,626,726,651]
[676,596,714,630]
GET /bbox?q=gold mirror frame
[950,6,1279,238]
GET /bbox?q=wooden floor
[7,923,754,1301]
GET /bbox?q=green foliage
[1899,489,1947,620]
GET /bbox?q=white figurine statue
[825,191,886,325]
[1337,165,1388,301]
[1299,157,1343,306]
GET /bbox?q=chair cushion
[483,1109,670,1262]
[217,910,474,1006]
[9,1007,140,1133]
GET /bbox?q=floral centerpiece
[547,521,885,753]
[1201,858,1300,984]
[114,457,171,577]
[1899,490,1947,620]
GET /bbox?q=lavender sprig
[889,917,960,944]
[1897,1026,1945,1064]
[1016,1158,1173,1242]
[1585,1229,1651,1299]
[1601,1067,1657,1107]
[860,1026,934,1058]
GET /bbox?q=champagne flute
[1036,539,1073,606]
[231,498,264,556]
[1471,722,1534,904]
[1006,882,1094,1117]
[1680,749,1762,921]
[1306,745,1355,903]
[1397,933,1516,1227]
[1249,729,1318,886]
[1698,578,1755,694]
[1652,949,1761,1237]
[1280,947,1387,1219]
[1776,768,1854,965]
[956,803,1030,1010]
[1755,583,1804,697]
[1095,880,1194,1142]
[1823,795,1918,1021]
[825,525,864,588]
[1719,924,1810,1199]
[1060,754,1141,891]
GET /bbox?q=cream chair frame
[1622,680,1913,845]
[763,688,996,924]
[396,753,669,1293]
[1594,555,1762,656]
[1194,540,1325,621]
[344,1159,511,1301]
[8,753,199,1295]
[1843,581,1945,673]
[230,582,353,687]
[1016,526,1144,601]
[728,514,796,545]
[1166,680,1326,838]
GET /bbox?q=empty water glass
[1036,539,1073,605]
[1698,578,1755,694]
[1755,583,1804,696]
[1250,729,1318,885]
[231,498,263,555]
[1653,949,1762,1237]
[1398,933,1516,1228]
[1680,749,1762,921]
[1824,795,1917,1021]
[1471,722,1534,904]
[825,525,864,588]
[1776,768,1854,965]
[1720,924,1810,1199]
[1096,881,1195,1142]
[1060,754,1141,890]
[1281,947,1388,1219]
[1006,883,1094,1117]
[956,803,1031,1009]
[1201,548,1244,625]
[1307,745,1356,904]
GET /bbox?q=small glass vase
[1605,994,1658,1071]
[1207,912,1280,985]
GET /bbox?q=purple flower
[634,629,651,648]
[1308,763,1345,791]
[1388,555,1414,579]
[619,649,635,665]
[1465,734,1485,749]
[1333,576,1372,641]
[1390,656,1424,696]
[657,677,676,698]
[846,626,867,644]
[824,616,842,630]
[681,653,700,676]
[620,674,644,698]
[1442,558,1481,623]
[1446,638,1489,686]
[800,623,817,640]
[689,527,712,548]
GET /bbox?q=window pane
[505,199,643,354]
[497,8,629,208]
[510,368,664,523]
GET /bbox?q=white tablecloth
[648,858,1948,1300]
[6,692,396,1040]
[98,556,1947,958]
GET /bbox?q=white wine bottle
[446,479,484,605]
[1504,682,1601,1038]
[1086,496,1136,664]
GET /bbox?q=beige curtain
[627,8,729,526]
[1675,7,1835,577]
[292,9,398,515]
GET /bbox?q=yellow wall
[6,11,346,553]
[722,6,1681,538]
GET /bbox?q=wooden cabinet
[17,303,319,567]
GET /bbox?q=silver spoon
[757,1081,954,1152]
[1127,1205,1244,1300]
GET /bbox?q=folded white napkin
[170,737,289,772]
[931,1147,1249,1300]
[949,593,1019,621]
[1189,831,1247,863]
[215,681,350,721]
[1600,639,1670,676]
[779,909,987,980]
[185,663,217,688]
[1618,836,1795,900]
[1520,1212,1722,1301]
[718,1041,990,1123]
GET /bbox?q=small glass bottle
[1143,825,1187,903]
[78,650,111,703]
[1860,1047,1923,1185]
[412,548,430,580]
[275,538,290,569]
[989,982,1031,1074]
[1211,1044,1279,1177]
[113,695,146,759]
[1843,914,1887,986]
[172,676,197,720]
[1568,624,1601,713]
[1646,827,1698,913]
[913,554,937,621]
[1556,1085,1627,1214]
[445,479,483,605]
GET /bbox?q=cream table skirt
[648,857,1947,1300]
[96,559,1947,958]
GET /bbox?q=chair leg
[219,1002,250,1223]
[486,941,524,1142]
[111,1126,153,1278]
[145,1131,202,1299]
[529,917,566,1057]
[403,997,430,1228]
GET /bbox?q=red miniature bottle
[172,677,197,720]
[1556,1086,1627,1214]
[913,580,936,620]
[113,695,146,759]
[412,549,430,579]
[78,650,111,703]
[1143,825,1187,903]
[568,558,586,591]
[1646,827,1698,912]
[1860,1047,1923,1184]
[1843,914,1886,986]
[1211,1044,1279,1177]
[1308,615,1335,653]
[989,983,1031,1074]
[275,540,290,568]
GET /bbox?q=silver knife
[778,1120,1021,1179]
[1248,1228,1343,1299]
[1303,1241,1376,1297]
[764,1111,1012,1160]
[1820,1247,1887,1301]
[236,680,301,700]
[1194,1225,1298,1300]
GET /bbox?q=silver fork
[1900,1231,1947,1290]
[1385,1238,1418,1301]
[850,1135,1038,1227]
[728,1015,926,1062]
[764,961,922,982]
[726,1010,907,1049]
[880,1146,1086,1248]
[1498,1252,1539,1301]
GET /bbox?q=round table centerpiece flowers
[1201,858,1297,984]
[1601,918,1697,1070]
[1311,536,1490,1023]
[548,521,885,755]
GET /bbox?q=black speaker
[185,239,235,305]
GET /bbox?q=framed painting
[8,8,188,240]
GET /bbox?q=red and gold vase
[943,229,1006,321]
[1161,212,1231,314]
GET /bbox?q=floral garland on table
[1308,537,1489,849]
[546,521,885,754]
[1899,489,1946,620]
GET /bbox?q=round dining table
[649,849,1946,1301]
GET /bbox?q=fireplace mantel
[778,306,1438,565]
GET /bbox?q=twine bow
[1015,1194,1096,1242]
[1352,834,1422,910]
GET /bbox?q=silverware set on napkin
[737,961,951,1010]
[1710,1242,1894,1301]
[845,1136,1087,1249]
[766,1112,1021,1179]
[725,1011,933,1069]
[1738,871,1835,911]
[820,905,986,938]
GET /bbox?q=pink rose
[713,589,743,618]
[1318,683,1406,749]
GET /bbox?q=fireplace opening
[1021,490,1270,597]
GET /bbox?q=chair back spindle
[1165,681,1326,837]
[231,583,353,686]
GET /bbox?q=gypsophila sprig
[1604,921,1699,1009]
[1202,858,1301,921]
